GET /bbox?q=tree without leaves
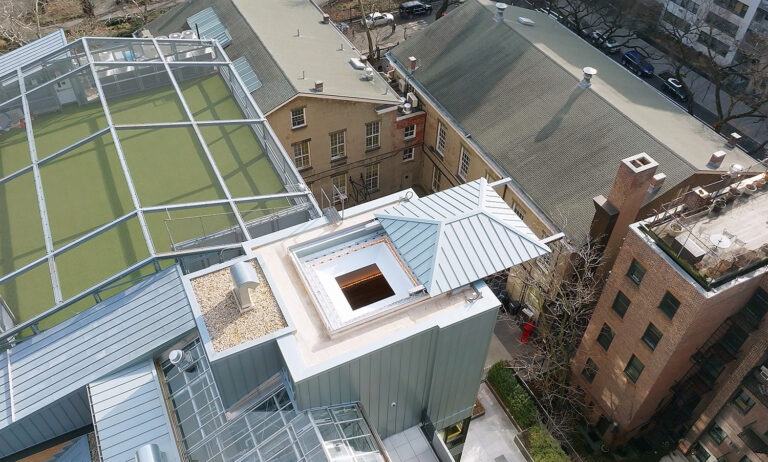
[358,0,377,62]
[0,0,44,49]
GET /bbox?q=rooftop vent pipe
[578,67,597,89]
[408,56,418,71]
[314,80,324,92]
[729,163,744,178]
[135,443,164,462]
[169,349,196,373]
[322,13,330,23]
[709,150,726,168]
[494,2,507,22]
[648,172,666,193]
[726,132,742,148]
[230,261,260,313]
[364,67,375,81]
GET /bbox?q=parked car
[365,12,395,28]
[590,30,620,53]
[621,50,654,77]
[662,77,690,102]
[399,1,432,18]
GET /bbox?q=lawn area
[0,73,289,324]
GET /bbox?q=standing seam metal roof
[0,29,67,77]
[89,360,180,462]
[0,266,194,428]
[389,0,698,241]
[376,178,550,295]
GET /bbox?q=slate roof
[388,0,736,241]
[146,0,296,113]
[0,267,193,428]
[0,29,67,77]
[376,178,550,295]
[89,360,180,462]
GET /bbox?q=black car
[662,77,690,102]
[399,1,432,18]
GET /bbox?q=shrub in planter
[486,361,539,428]
[528,423,569,462]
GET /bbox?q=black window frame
[707,423,726,445]
[582,358,598,383]
[641,323,663,351]
[597,323,614,350]
[626,259,646,285]
[658,291,680,319]
[624,354,645,383]
[612,291,631,318]
[733,389,755,414]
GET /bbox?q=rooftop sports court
[0,37,317,333]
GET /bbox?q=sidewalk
[463,383,530,462]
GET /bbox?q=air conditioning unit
[406,92,419,109]
[398,78,407,93]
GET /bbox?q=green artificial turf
[0,74,288,324]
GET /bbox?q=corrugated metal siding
[293,328,438,439]
[376,179,549,295]
[187,7,232,47]
[89,360,180,462]
[232,57,262,92]
[426,306,498,430]
[0,29,67,76]
[210,340,283,408]
[0,351,10,425]
[0,389,92,459]
[0,266,194,457]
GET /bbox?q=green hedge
[486,361,539,429]
[528,423,569,462]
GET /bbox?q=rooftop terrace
[642,172,768,289]
[0,36,318,338]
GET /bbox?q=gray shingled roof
[146,0,296,113]
[390,1,696,241]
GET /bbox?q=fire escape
[644,288,768,448]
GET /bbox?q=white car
[365,12,395,28]
[591,30,620,53]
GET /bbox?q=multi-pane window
[582,358,598,383]
[739,456,753,462]
[669,0,699,14]
[436,121,447,156]
[404,124,416,139]
[691,443,712,462]
[458,147,470,181]
[291,107,306,128]
[431,165,441,192]
[658,292,680,319]
[721,324,748,355]
[662,11,692,32]
[624,354,645,383]
[512,201,525,220]
[331,174,346,204]
[364,163,379,192]
[402,147,414,162]
[330,130,345,160]
[612,291,631,318]
[626,259,646,285]
[292,140,310,169]
[642,323,663,351]
[733,389,755,414]
[707,423,726,445]
[713,0,749,17]
[697,31,731,56]
[365,121,380,150]
[597,324,614,350]
[705,12,739,36]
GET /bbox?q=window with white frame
[402,147,414,162]
[404,124,416,140]
[292,140,310,169]
[431,165,441,192]
[331,173,347,204]
[365,121,380,150]
[330,130,346,160]
[436,121,447,156]
[458,147,470,180]
[290,107,306,128]
[364,163,380,192]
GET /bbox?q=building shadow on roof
[535,87,586,142]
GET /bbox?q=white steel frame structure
[0,37,320,340]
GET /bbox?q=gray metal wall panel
[0,389,91,458]
[426,307,498,430]
[0,351,10,425]
[293,328,438,439]
[88,360,180,462]
[211,339,283,408]
[0,29,67,76]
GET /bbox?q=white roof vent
[230,261,260,313]
[364,67,375,81]
[494,2,507,22]
[350,57,365,70]
[579,67,597,89]
[135,443,164,462]
[517,17,535,26]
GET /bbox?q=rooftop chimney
[648,172,666,193]
[408,56,418,71]
[726,132,741,148]
[314,80,324,92]
[708,150,726,169]
[322,13,330,23]
[579,67,597,89]
[494,2,507,22]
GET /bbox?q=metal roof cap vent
[135,443,163,462]
[364,67,375,81]
[169,349,196,373]
[314,80,324,92]
[230,261,260,313]
[517,17,535,26]
[579,67,597,89]
[648,172,666,194]
[729,163,744,178]
[494,2,507,22]
[401,102,412,114]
